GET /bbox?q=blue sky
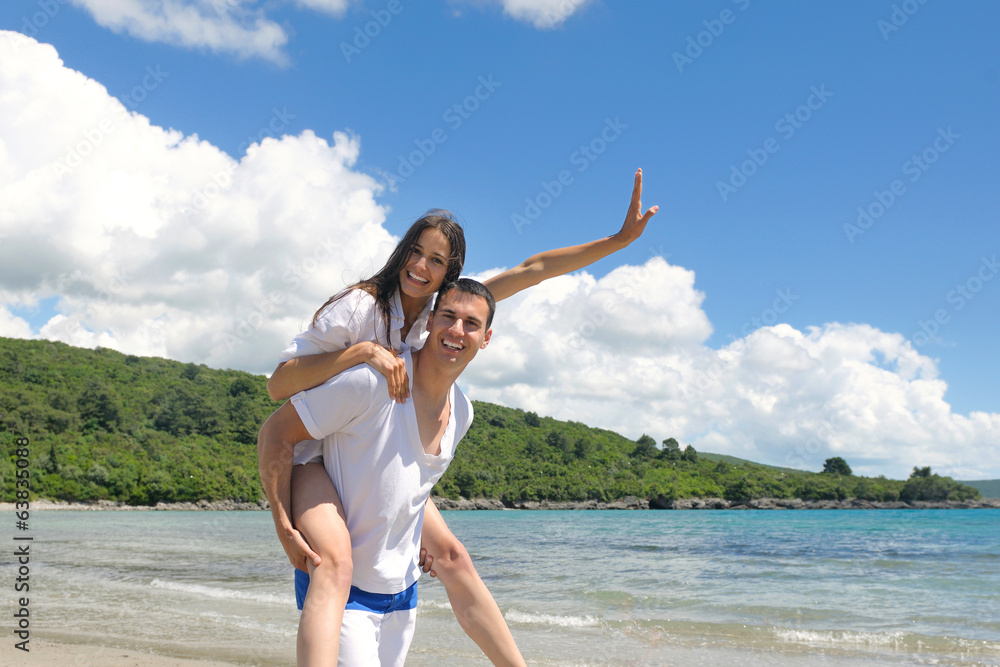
[1,0,998,478]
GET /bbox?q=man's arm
[257,402,322,571]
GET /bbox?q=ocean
[3,508,998,666]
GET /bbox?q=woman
[268,169,658,666]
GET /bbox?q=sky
[1,0,998,480]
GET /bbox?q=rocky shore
[0,498,269,511]
[4,496,999,512]
[431,495,1000,510]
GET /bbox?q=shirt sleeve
[452,386,475,442]
[278,290,377,363]
[289,367,377,440]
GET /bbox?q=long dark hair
[312,210,466,347]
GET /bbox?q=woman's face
[398,227,452,300]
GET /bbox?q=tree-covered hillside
[0,337,981,505]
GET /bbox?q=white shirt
[290,349,473,594]
[279,287,433,363]
[280,287,435,463]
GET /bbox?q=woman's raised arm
[483,168,658,302]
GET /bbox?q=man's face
[425,290,492,370]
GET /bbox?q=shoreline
[3,495,999,512]
[6,638,243,667]
[436,495,1000,510]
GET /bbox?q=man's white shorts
[340,583,418,666]
[296,571,418,667]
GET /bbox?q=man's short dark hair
[434,279,496,329]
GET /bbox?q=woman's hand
[278,526,322,573]
[366,342,410,403]
[612,168,659,247]
[418,547,438,578]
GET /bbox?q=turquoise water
[3,509,998,665]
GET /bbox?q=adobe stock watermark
[15,0,69,43]
[564,244,670,352]
[180,107,296,217]
[784,416,844,470]
[736,289,799,337]
[511,117,628,233]
[682,287,800,394]
[393,75,501,183]
[716,85,833,202]
[842,126,958,244]
[236,107,297,159]
[539,0,589,27]
[340,0,409,63]
[672,0,752,73]
[51,65,170,178]
[120,65,170,110]
[43,266,135,342]
[910,254,997,348]
[215,236,340,353]
[209,0,240,16]
[83,266,133,321]
[877,0,931,41]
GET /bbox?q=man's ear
[480,328,492,349]
[427,311,434,332]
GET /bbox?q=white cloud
[453,0,592,29]
[463,269,1000,479]
[0,301,33,339]
[290,0,351,15]
[495,0,592,29]
[69,0,291,64]
[2,31,998,480]
[52,0,584,63]
[0,31,394,372]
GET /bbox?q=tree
[546,430,572,457]
[631,434,658,459]
[900,469,980,502]
[660,437,681,461]
[523,411,540,427]
[77,378,121,431]
[822,457,852,476]
[573,437,594,459]
[682,444,698,463]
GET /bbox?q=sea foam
[504,609,601,627]
[149,578,293,606]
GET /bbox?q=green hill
[957,479,1000,498]
[697,452,803,475]
[0,337,981,506]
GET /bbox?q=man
[258,279,510,665]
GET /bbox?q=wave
[149,578,293,606]
[422,597,601,628]
[416,599,453,613]
[774,628,908,648]
[504,609,601,628]
[197,611,297,638]
[773,627,1000,656]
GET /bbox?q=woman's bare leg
[291,462,353,667]
[420,499,526,667]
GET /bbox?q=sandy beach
[9,639,243,667]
